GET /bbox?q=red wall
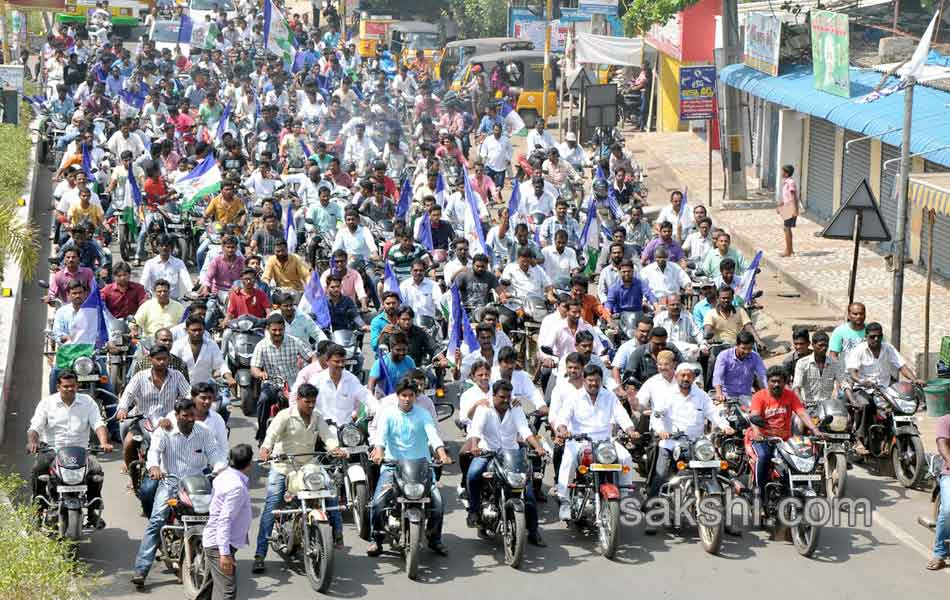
[681,0,721,63]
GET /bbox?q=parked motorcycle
[851,381,925,488]
[470,448,535,568]
[378,458,441,579]
[562,433,629,559]
[33,443,107,542]
[263,452,338,592]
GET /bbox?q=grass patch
[0,102,34,204]
[0,97,40,282]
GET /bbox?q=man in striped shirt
[131,397,226,589]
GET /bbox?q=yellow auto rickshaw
[387,21,441,67]
[436,37,534,83]
[453,50,559,126]
[357,14,397,58]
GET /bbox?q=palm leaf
[0,200,40,283]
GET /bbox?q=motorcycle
[378,458,441,579]
[330,421,372,540]
[221,314,266,414]
[851,381,925,488]
[747,415,826,557]
[106,318,134,397]
[647,431,729,555]
[712,397,755,478]
[125,414,159,511]
[33,443,107,542]
[562,433,629,559]
[801,394,852,499]
[263,452,338,592]
[158,473,214,599]
[470,448,536,568]
[331,329,366,384]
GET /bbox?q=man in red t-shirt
[225,267,271,323]
[746,366,822,502]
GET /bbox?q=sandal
[926,558,946,570]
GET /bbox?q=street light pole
[542,0,552,127]
[721,0,747,200]
[891,76,915,351]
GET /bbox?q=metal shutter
[840,131,871,205]
[806,119,836,221]
[879,144,901,253]
[920,160,950,277]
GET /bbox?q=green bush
[0,98,40,283]
[0,473,97,600]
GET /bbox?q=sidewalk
[628,129,950,451]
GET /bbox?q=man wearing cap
[558,132,588,173]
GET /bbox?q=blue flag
[507,178,521,217]
[434,172,446,206]
[178,14,194,44]
[596,164,606,180]
[285,206,297,255]
[81,145,93,181]
[737,250,764,305]
[461,165,488,254]
[215,102,232,140]
[299,138,312,158]
[301,271,331,328]
[447,284,478,357]
[383,261,402,299]
[375,348,395,396]
[129,170,142,207]
[395,177,411,222]
[579,193,599,246]
[118,88,145,110]
[417,210,434,251]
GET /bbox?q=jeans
[648,447,673,499]
[133,478,175,575]
[369,465,444,544]
[136,212,161,260]
[204,546,237,600]
[138,474,158,517]
[466,456,539,535]
[752,441,773,502]
[255,382,281,443]
[485,166,505,190]
[254,468,343,558]
[196,238,211,271]
[56,129,79,150]
[934,476,950,559]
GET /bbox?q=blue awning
[720,64,950,167]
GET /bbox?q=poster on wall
[743,12,781,76]
[810,10,850,98]
[679,65,717,120]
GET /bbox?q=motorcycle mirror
[749,415,767,427]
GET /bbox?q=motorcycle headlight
[787,453,816,473]
[403,482,425,500]
[60,468,85,485]
[74,357,94,376]
[506,472,528,488]
[693,439,716,462]
[238,319,252,332]
[594,443,618,465]
[302,464,330,490]
[109,332,124,346]
[829,415,849,432]
[340,424,364,447]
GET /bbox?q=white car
[147,19,192,55]
[187,0,236,25]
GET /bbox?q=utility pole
[891,76,915,351]
[542,0,552,127]
[720,0,747,200]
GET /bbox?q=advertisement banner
[744,12,781,76]
[679,65,716,120]
[646,15,683,61]
[0,66,25,93]
[811,10,850,98]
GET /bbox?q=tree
[0,199,39,285]
[621,0,701,36]
[0,474,97,600]
[449,0,508,38]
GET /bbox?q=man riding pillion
[465,380,548,547]
[555,365,638,521]
[253,383,348,573]
[368,380,453,557]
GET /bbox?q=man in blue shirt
[370,291,401,351]
[367,332,416,397]
[368,380,452,557]
[711,331,767,406]
[605,260,649,316]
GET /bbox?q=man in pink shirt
[778,164,800,257]
[551,300,604,358]
[470,160,500,204]
[320,249,368,310]
[290,340,331,401]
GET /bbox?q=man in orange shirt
[225,268,272,324]
[569,274,611,326]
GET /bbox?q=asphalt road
[2,158,948,600]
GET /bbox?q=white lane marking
[875,510,948,570]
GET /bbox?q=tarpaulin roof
[574,33,643,67]
[720,63,950,167]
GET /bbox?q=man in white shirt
[652,294,704,359]
[171,315,232,385]
[537,294,569,371]
[683,217,714,259]
[27,370,112,526]
[521,176,556,225]
[557,132,588,172]
[541,229,579,289]
[639,246,690,307]
[549,353,584,485]
[443,238,471,287]
[343,122,379,174]
[400,260,443,320]
[526,119,556,152]
[554,365,637,520]
[106,118,147,159]
[655,190,694,242]
[491,347,547,416]
[158,382,230,458]
[646,365,731,527]
[464,379,548,546]
[501,247,554,305]
[634,350,678,415]
[478,123,513,185]
[332,208,379,262]
[314,344,378,427]
[140,236,193,300]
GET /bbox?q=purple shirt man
[202,254,246,294]
[47,265,95,302]
[712,347,767,399]
[640,237,684,265]
[202,459,252,598]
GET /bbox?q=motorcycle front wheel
[892,434,925,488]
[352,482,370,541]
[405,520,422,580]
[502,505,526,569]
[239,384,256,415]
[182,536,210,600]
[597,497,620,559]
[63,507,82,541]
[697,492,724,555]
[303,521,334,593]
[791,521,820,558]
[825,453,848,499]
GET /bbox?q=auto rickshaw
[452,50,559,127]
[387,21,441,67]
[436,37,534,83]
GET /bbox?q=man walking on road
[203,444,254,600]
